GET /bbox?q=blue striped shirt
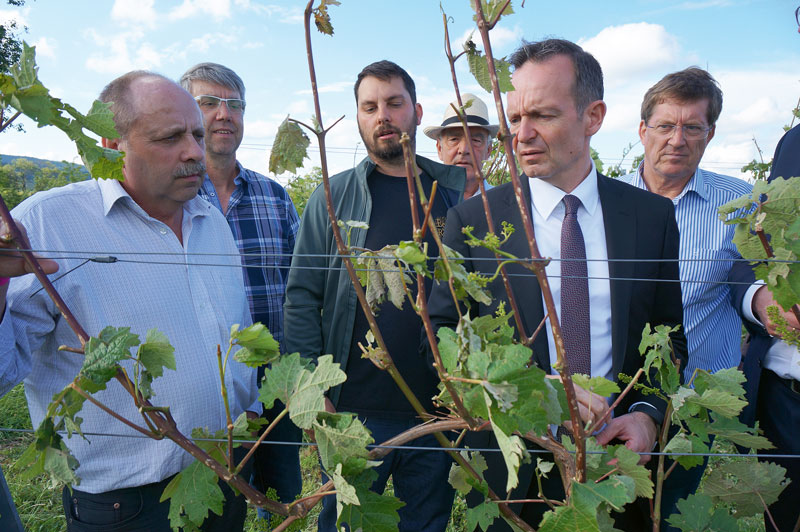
[199,163,300,344]
[621,167,752,381]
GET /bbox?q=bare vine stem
[471,0,587,484]
[441,9,528,341]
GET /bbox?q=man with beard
[0,72,258,530]
[283,60,465,532]
[179,63,302,520]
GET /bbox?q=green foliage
[482,139,511,186]
[720,177,800,312]
[286,166,322,217]
[354,245,413,313]
[161,458,225,531]
[231,322,281,368]
[464,39,513,94]
[1,43,124,179]
[702,461,788,518]
[593,143,642,179]
[666,493,737,532]
[0,157,87,209]
[471,0,515,24]
[269,117,310,175]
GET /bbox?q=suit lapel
[500,178,551,371]
[597,174,635,375]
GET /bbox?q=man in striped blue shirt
[621,67,752,530]
[180,63,302,518]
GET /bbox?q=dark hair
[641,67,723,126]
[179,62,246,100]
[354,60,416,104]
[508,38,603,112]
[98,71,172,138]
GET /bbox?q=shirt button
[210,192,216,197]
[159,228,167,235]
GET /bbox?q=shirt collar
[636,163,708,203]
[98,178,212,219]
[529,161,600,220]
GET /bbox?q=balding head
[98,71,180,139]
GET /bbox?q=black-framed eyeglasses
[194,95,246,112]
[645,123,712,140]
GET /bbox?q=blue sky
[2,0,799,182]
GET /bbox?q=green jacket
[283,155,465,406]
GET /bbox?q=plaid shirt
[199,163,300,344]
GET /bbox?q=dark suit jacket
[426,172,686,528]
[428,172,687,417]
[730,124,800,426]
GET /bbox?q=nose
[667,126,687,146]
[184,134,205,162]
[457,136,471,155]
[515,117,537,144]
[377,103,392,124]
[215,101,232,121]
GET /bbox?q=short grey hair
[98,70,173,138]
[179,62,246,100]
[508,39,603,113]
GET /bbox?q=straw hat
[423,93,499,140]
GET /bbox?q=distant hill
[0,154,90,187]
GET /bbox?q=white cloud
[580,23,681,88]
[0,7,27,28]
[187,32,238,53]
[233,0,304,23]
[298,81,351,95]
[84,30,163,74]
[451,24,521,56]
[110,0,157,28]
[168,0,231,21]
[32,37,56,59]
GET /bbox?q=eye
[656,124,675,133]
[684,125,703,133]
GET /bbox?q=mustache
[174,162,206,178]
[374,125,402,139]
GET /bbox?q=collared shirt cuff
[628,401,661,421]
[742,282,766,325]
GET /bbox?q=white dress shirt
[0,178,257,493]
[743,284,800,381]
[529,164,613,380]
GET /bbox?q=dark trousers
[252,400,303,517]
[63,448,252,532]
[758,369,800,532]
[317,416,455,532]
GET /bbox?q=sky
[1,0,799,184]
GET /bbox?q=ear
[435,139,444,160]
[638,120,647,144]
[415,102,423,125]
[583,100,606,137]
[706,124,716,143]
[103,137,122,150]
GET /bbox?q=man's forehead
[357,76,409,100]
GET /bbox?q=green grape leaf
[610,445,652,498]
[269,117,310,175]
[663,432,706,470]
[685,388,745,418]
[63,100,119,140]
[639,323,681,395]
[466,497,501,532]
[705,414,773,450]
[489,414,526,492]
[702,460,788,517]
[80,327,140,389]
[160,460,224,531]
[231,322,281,368]
[448,451,489,495]
[337,489,404,532]
[538,501,600,532]
[313,412,373,471]
[436,327,460,374]
[331,462,360,506]
[259,352,312,410]
[665,492,737,532]
[137,329,176,379]
[466,47,513,94]
[571,374,620,398]
[572,475,635,512]
[289,354,347,429]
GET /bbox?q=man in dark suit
[427,38,687,530]
[729,124,800,532]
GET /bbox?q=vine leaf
[470,0,515,24]
[1,43,124,180]
[160,459,225,531]
[572,374,620,398]
[313,412,373,472]
[639,323,681,395]
[465,40,513,94]
[231,322,280,368]
[81,326,140,390]
[337,488,405,532]
[136,328,176,398]
[259,353,346,429]
[269,117,310,175]
[313,0,341,36]
[466,498,500,532]
[665,493,737,532]
[16,418,80,488]
[702,460,788,517]
[608,445,653,498]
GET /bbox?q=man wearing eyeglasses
[620,67,753,530]
[179,63,302,519]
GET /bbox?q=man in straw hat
[424,93,499,198]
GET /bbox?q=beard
[359,113,418,165]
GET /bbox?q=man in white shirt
[0,71,258,531]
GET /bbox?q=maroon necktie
[560,194,591,376]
